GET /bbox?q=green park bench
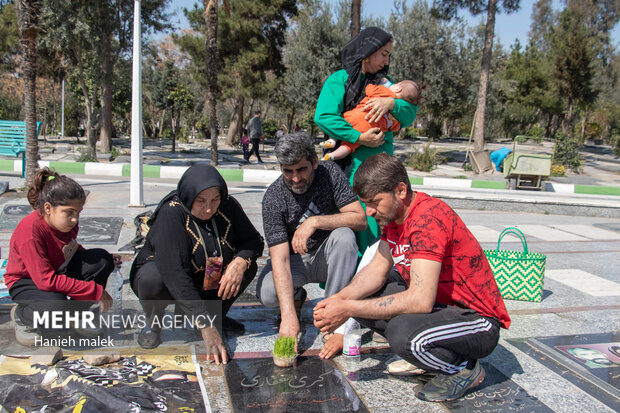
[0,120,41,178]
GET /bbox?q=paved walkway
[0,136,618,412]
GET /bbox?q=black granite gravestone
[443,362,553,412]
[509,332,620,411]
[223,357,368,412]
[0,204,32,230]
[77,217,123,244]
[0,203,122,244]
[0,204,29,217]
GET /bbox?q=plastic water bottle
[342,319,362,360]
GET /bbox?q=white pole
[129,0,144,207]
[61,77,65,138]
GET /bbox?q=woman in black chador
[130,165,263,363]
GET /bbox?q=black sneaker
[415,360,485,402]
[222,316,245,334]
[138,327,161,349]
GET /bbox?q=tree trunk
[563,98,573,133]
[205,0,219,165]
[99,29,113,153]
[226,96,244,145]
[473,0,497,153]
[350,0,361,38]
[17,0,41,186]
[171,108,176,153]
[76,53,97,160]
[156,109,166,139]
[287,106,296,133]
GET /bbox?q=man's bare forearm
[348,290,430,320]
[270,248,296,318]
[310,211,366,232]
[347,262,440,320]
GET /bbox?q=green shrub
[110,146,121,159]
[262,119,278,140]
[425,120,442,140]
[273,336,296,357]
[77,151,97,163]
[612,135,620,157]
[196,117,211,140]
[529,125,544,137]
[404,126,419,139]
[583,122,602,142]
[553,132,582,171]
[406,142,438,172]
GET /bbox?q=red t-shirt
[4,210,101,301]
[381,192,510,329]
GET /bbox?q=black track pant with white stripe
[355,269,501,374]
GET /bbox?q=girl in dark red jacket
[5,168,116,346]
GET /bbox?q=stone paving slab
[0,162,619,411]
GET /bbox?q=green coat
[314,69,418,185]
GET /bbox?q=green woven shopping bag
[484,227,546,302]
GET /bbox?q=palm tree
[16,0,41,186]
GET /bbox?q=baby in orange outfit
[322,79,420,161]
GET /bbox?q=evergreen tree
[528,0,554,55]
[0,3,19,73]
[550,7,598,132]
[432,0,521,152]
[389,1,474,136]
[281,0,344,132]
[177,0,297,146]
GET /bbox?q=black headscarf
[341,27,393,112]
[150,164,228,224]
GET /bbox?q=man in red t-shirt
[313,153,510,403]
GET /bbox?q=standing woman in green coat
[314,27,418,253]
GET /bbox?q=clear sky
[359,0,619,48]
[163,0,619,48]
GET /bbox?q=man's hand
[291,217,316,255]
[279,315,301,354]
[313,296,350,333]
[357,128,384,148]
[218,257,247,300]
[318,333,343,359]
[201,327,228,365]
[98,290,113,313]
[363,97,395,123]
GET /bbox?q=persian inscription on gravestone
[77,217,124,245]
[2,204,31,217]
[444,362,553,413]
[0,204,32,231]
[224,357,368,412]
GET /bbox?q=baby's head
[390,80,420,105]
